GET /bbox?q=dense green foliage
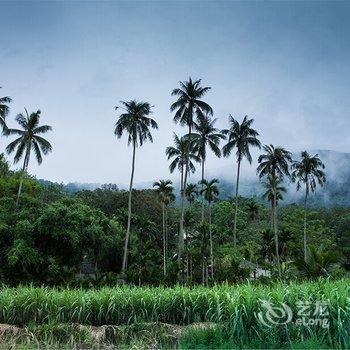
[0,153,349,286]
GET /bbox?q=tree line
[0,81,327,283]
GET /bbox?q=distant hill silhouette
[39,150,350,207]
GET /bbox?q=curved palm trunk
[209,202,214,278]
[121,141,136,275]
[273,192,281,277]
[233,159,241,251]
[16,147,30,206]
[162,202,166,275]
[201,158,205,222]
[303,190,308,262]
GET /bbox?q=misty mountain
[40,150,350,207]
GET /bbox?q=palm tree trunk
[209,202,214,278]
[233,159,241,251]
[165,206,168,261]
[178,167,185,273]
[16,148,30,206]
[273,192,281,277]
[162,202,166,275]
[121,141,136,275]
[201,158,205,222]
[303,191,308,262]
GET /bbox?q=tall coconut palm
[291,151,326,261]
[199,178,219,278]
[171,77,213,135]
[257,144,292,277]
[222,115,261,251]
[191,113,224,221]
[185,183,198,205]
[171,77,213,256]
[6,109,52,205]
[114,100,158,276]
[166,133,199,274]
[0,87,12,131]
[153,179,174,275]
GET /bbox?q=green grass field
[0,278,349,349]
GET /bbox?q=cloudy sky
[1,1,349,185]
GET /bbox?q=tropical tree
[291,151,326,260]
[257,144,292,277]
[191,113,224,221]
[171,77,213,135]
[185,183,198,205]
[222,115,261,251]
[153,179,174,275]
[199,178,219,278]
[114,100,158,276]
[0,87,12,131]
[262,174,287,230]
[294,245,338,278]
[246,199,259,222]
[166,134,199,273]
[170,77,213,258]
[6,109,52,205]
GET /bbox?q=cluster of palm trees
[114,77,326,280]
[0,82,326,281]
[0,87,53,204]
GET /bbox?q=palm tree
[246,199,259,222]
[185,183,198,205]
[153,179,174,275]
[222,115,261,251]
[166,134,199,273]
[0,87,12,131]
[171,77,213,135]
[200,178,219,278]
[291,151,326,261]
[262,174,287,234]
[191,113,224,221]
[257,144,292,277]
[171,78,213,227]
[294,245,338,278]
[6,109,52,205]
[114,100,158,276]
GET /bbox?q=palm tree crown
[0,87,12,130]
[191,113,224,160]
[171,77,213,131]
[257,144,292,179]
[166,133,200,175]
[262,175,287,206]
[200,179,219,204]
[291,151,326,195]
[114,100,158,146]
[222,115,261,162]
[153,180,174,202]
[6,109,52,164]
[185,183,198,204]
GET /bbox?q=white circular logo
[257,299,293,327]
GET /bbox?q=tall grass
[0,279,349,347]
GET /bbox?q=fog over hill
[41,150,350,207]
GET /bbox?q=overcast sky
[1,1,349,185]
